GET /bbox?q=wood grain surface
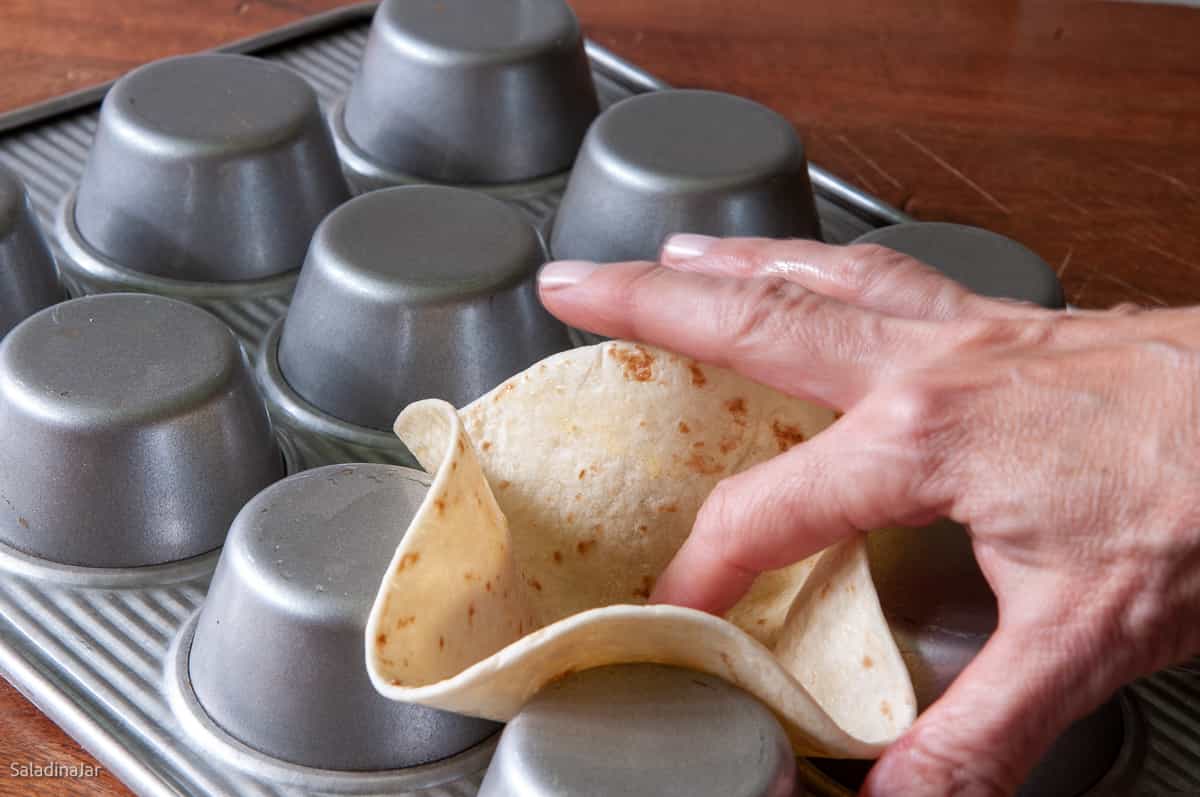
[2,1,1199,794]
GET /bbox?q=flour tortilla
[366,342,915,757]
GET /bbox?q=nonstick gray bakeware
[1,4,1196,797]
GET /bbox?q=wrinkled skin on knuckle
[865,375,968,512]
[885,720,1017,797]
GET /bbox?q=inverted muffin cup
[851,222,1065,309]
[56,53,350,351]
[261,185,573,469]
[549,89,823,264]
[0,293,285,568]
[185,464,499,771]
[479,664,797,797]
[334,0,599,193]
[800,522,1134,797]
[0,166,64,338]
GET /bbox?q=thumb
[861,625,1096,797]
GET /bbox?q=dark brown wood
[1,1,1199,793]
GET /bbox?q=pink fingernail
[538,260,599,291]
[662,233,718,260]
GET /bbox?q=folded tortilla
[366,341,916,757]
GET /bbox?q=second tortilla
[366,341,916,757]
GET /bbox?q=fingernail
[662,233,718,260]
[538,260,599,291]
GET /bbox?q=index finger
[660,235,1050,322]
[538,259,941,410]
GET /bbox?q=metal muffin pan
[263,185,572,470]
[0,4,1195,797]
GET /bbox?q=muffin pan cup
[54,190,300,358]
[53,53,351,356]
[0,294,285,568]
[0,5,1195,797]
[336,0,599,191]
[186,464,499,771]
[0,166,64,338]
[479,665,797,797]
[257,318,418,470]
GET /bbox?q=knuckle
[875,377,959,498]
[895,723,1015,797]
[716,276,817,352]
[839,243,909,293]
[949,316,1063,354]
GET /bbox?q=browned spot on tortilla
[637,524,649,535]
[720,652,733,670]
[576,538,596,555]
[833,410,845,421]
[552,550,563,564]
[632,574,655,600]
[658,503,678,514]
[457,438,465,453]
[493,383,516,402]
[684,452,724,475]
[771,420,806,452]
[527,577,543,591]
[481,441,492,451]
[468,604,476,623]
[756,618,767,626]
[639,420,647,427]
[688,362,707,387]
[439,636,445,650]
[17,517,28,529]
[678,421,690,434]
[863,655,874,669]
[395,615,416,629]
[578,468,586,480]
[719,437,739,454]
[880,700,893,719]
[389,678,405,686]
[402,658,409,668]
[692,440,705,449]
[434,499,446,514]
[608,344,655,381]
[724,397,748,418]
[592,523,604,535]
[398,552,421,571]
[819,582,833,599]
[451,461,458,471]
[463,570,479,582]
[497,480,511,490]
[376,633,388,646]
[485,580,492,592]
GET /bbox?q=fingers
[649,407,938,614]
[660,235,1050,322]
[861,626,1099,797]
[538,260,938,409]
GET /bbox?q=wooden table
[1,1,1199,794]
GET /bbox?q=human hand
[537,235,1200,796]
